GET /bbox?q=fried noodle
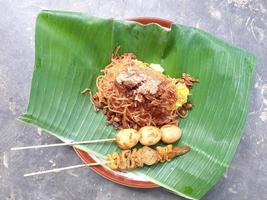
[89,50,197,129]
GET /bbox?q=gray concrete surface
[0,0,267,199]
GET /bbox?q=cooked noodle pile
[88,49,197,130]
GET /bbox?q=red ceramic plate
[74,17,172,188]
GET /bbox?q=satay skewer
[23,145,190,177]
[11,125,182,151]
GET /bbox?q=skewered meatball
[115,128,140,150]
[160,125,182,144]
[139,126,162,146]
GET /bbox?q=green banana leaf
[19,10,256,199]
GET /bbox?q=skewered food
[107,144,190,170]
[139,126,162,146]
[115,125,183,149]
[13,124,183,151]
[156,145,189,162]
[115,128,140,149]
[138,146,160,165]
[160,124,182,144]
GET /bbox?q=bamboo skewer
[11,138,115,151]
[24,161,108,177]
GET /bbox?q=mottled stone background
[0,0,266,199]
